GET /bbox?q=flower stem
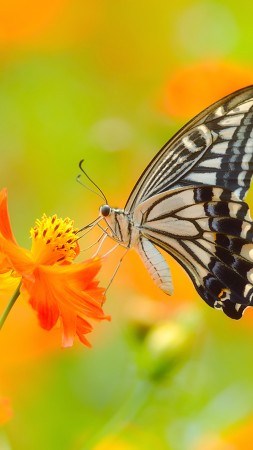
[0,282,21,330]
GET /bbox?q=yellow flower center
[30,214,78,265]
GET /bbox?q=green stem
[83,379,153,450]
[0,282,21,330]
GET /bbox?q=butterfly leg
[102,247,129,303]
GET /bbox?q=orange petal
[0,188,34,275]
[23,259,108,347]
[0,253,12,273]
[22,269,60,330]
[0,271,20,296]
[0,233,34,274]
[72,256,102,287]
[60,305,76,348]
[76,316,93,348]
[0,188,17,243]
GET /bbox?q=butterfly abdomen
[135,237,173,295]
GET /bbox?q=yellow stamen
[30,214,78,265]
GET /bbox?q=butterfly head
[100,204,111,217]
[99,204,134,246]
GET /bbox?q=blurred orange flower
[0,0,69,45]
[195,419,253,450]
[0,188,109,347]
[160,60,253,119]
[224,419,253,449]
[0,396,12,425]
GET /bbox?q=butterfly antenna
[78,159,108,203]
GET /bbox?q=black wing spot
[209,217,243,235]
[209,259,250,303]
[194,186,214,203]
[204,201,230,217]
[222,300,247,320]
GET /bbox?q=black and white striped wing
[133,186,253,319]
[125,85,253,213]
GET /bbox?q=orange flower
[160,60,253,119]
[0,188,109,347]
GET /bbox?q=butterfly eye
[100,204,111,217]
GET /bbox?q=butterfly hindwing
[125,85,253,212]
[133,185,253,318]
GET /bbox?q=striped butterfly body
[99,86,253,319]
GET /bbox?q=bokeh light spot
[174,2,238,58]
[88,118,134,152]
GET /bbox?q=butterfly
[97,85,253,319]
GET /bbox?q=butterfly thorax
[100,204,139,248]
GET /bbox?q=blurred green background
[1,1,253,449]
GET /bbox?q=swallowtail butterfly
[98,85,253,319]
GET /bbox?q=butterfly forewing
[125,85,253,213]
